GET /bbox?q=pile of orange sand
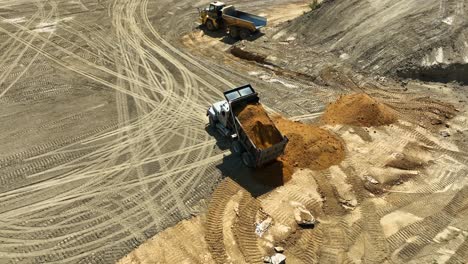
[273,116,345,171]
[237,103,283,149]
[237,104,346,186]
[321,93,398,127]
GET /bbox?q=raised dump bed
[198,2,267,39]
[224,85,288,168]
[222,5,267,32]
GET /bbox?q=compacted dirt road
[1,0,467,263]
[0,0,233,263]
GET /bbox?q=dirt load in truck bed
[237,103,283,149]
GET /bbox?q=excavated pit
[230,46,267,64]
[396,63,468,85]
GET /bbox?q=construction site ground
[0,0,467,263]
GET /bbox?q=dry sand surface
[120,90,468,263]
[238,0,468,83]
[118,171,325,264]
[1,0,467,263]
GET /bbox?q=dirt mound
[237,103,283,149]
[322,93,398,127]
[273,116,345,171]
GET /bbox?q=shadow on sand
[198,25,265,45]
[206,125,288,197]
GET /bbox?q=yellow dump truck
[198,1,267,39]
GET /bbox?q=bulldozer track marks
[345,218,364,246]
[361,202,389,263]
[389,211,454,260]
[396,122,467,163]
[234,192,263,264]
[318,224,348,264]
[287,228,323,264]
[205,179,242,264]
[0,122,118,170]
[446,236,468,264]
[315,170,347,216]
[386,187,468,260]
[302,228,324,264]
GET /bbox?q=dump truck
[207,84,288,168]
[198,1,267,39]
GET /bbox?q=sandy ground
[0,0,467,263]
[236,0,468,83]
[118,0,468,263]
[119,124,468,263]
[0,1,317,263]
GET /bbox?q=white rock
[440,131,450,137]
[339,53,350,60]
[274,246,284,253]
[365,175,379,184]
[255,217,273,237]
[294,206,316,226]
[270,253,286,264]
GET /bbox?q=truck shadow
[205,124,231,150]
[205,126,274,196]
[216,153,288,197]
[198,25,265,45]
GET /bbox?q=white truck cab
[207,100,231,136]
[207,84,256,138]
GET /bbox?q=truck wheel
[229,27,239,39]
[242,152,254,168]
[206,20,215,31]
[239,29,250,40]
[231,141,243,155]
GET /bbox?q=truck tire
[242,152,254,168]
[206,20,215,31]
[229,27,239,39]
[239,29,250,40]
[231,141,243,155]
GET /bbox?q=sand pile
[273,116,345,171]
[322,93,398,127]
[237,103,283,149]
